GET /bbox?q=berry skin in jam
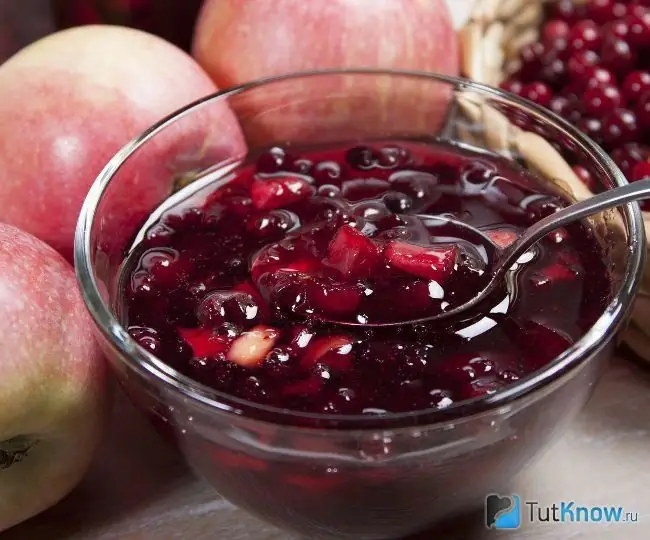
[120,141,611,418]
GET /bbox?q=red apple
[0,25,247,262]
[0,223,107,532]
[192,0,459,145]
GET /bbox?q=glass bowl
[74,70,645,540]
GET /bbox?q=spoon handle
[500,178,650,271]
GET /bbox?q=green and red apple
[0,224,107,532]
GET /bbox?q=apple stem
[0,436,39,470]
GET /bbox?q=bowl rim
[74,68,646,429]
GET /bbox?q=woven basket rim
[459,0,650,358]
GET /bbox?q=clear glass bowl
[74,70,645,540]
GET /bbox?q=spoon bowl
[318,178,650,328]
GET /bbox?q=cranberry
[223,195,253,216]
[554,95,584,122]
[520,82,553,107]
[163,208,203,230]
[139,248,192,288]
[636,91,650,128]
[188,354,226,384]
[257,147,290,173]
[587,0,628,25]
[547,36,571,60]
[129,326,163,354]
[604,20,630,40]
[345,146,378,170]
[247,210,299,239]
[626,11,650,47]
[519,42,547,80]
[317,184,341,198]
[378,146,409,168]
[578,117,605,145]
[461,160,498,185]
[602,108,640,147]
[543,19,571,43]
[314,161,343,185]
[583,66,617,90]
[388,170,439,205]
[568,21,603,53]
[145,222,175,245]
[500,79,523,95]
[622,71,650,103]
[540,57,569,89]
[550,0,587,25]
[197,291,260,328]
[383,192,413,213]
[525,196,564,221]
[630,4,650,16]
[601,38,638,75]
[549,95,571,116]
[631,160,650,182]
[290,158,313,175]
[567,50,601,83]
[610,143,649,177]
[572,165,598,191]
[584,84,624,117]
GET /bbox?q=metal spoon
[322,178,650,328]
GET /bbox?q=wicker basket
[459,0,650,361]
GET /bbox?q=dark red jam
[119,141,611,418]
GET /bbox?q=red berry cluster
[501,0,650,202]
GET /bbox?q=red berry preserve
[119,140,611,420]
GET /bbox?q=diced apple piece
[179,328,228,357]
[325,225,381,279]
[302,335,354,369]
[515,320,574,370]
[307,280,362,315]
[251,174,315,210]
[528,262,582,287]
[485,229,519,249]
[227,325,280,367]
[250,244,321,282]
[385,241,456,282]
